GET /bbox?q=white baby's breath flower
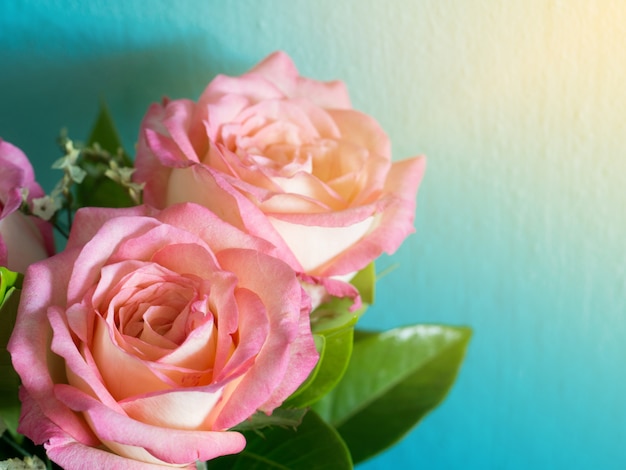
[0,455,46,470]
[52,139,86,184]
[19,187,29,203]
[105,160,144,204]
[104,159,134,183]
[32,195,63,221]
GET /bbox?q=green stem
[53,220,70,239]
[1,432,30,458]
[64,192,74,231]
[66,207,72,234]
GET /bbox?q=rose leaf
[0,270,23,437]
[351,262,375,305]
[75,102,134,208]
[86,101,132,167]
[230,408,308,432]
[206,409,352,469]
[285,315,357,408]
[313,324,472,464]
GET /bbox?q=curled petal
[249,51,352,109]
[55,385,246,465]
[18,389,173,470]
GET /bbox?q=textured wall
[1,1,625,468]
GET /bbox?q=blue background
[2,1,626,468]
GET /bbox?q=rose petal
[259,299,319,411]
[18,389,174,470]
[55,385,246,465]
[0,211,50,272]
[158,201,296,266]
[151,242,219,278]
[203,94,253,142]
[249,51,352,109]
[317,156,427,276]
[92,315,172,400]
[67,206,151,250]
[268,215,375,274]
[327,108,391,159]
[212,249,317,429]
[8,256,100,447]
[213,285,268,382]
[49,305,121,410]
[144,100,202,165]
[0,138,44,215]
[200,72,284,106]
[0,139,54,267]
[120,389,223,431]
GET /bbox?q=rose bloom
[134,51,425,283]
[0,139,54,272]
[8,203,318,469]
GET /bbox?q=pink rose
[0,139,54,272]
[134,51,425,280]
[8,203,318,469]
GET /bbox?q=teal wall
[2,1,625,468]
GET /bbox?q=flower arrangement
[0,52,470,469]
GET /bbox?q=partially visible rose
[134,51,425,282]
[9,203,318,469]
[0,139,54,272]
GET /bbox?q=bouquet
[0,52,470,469]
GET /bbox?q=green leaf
[351,262,375,305]
[75,175,135,209]
[0,271,22,437]
[231,408,308,433]
[285,317,357,408]
[0,268,21,309]
[87,101,132,167]
[75,103,134,208]
[285,263,376,408]
[206,410,352,470]
[282,335,325,406]
[313,324,471,464]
